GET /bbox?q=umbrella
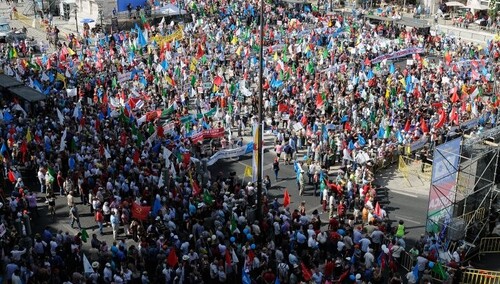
[445,1,465,7]
[464,0,488,9]
[80,18,95,24]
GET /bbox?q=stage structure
[426,126,500,247]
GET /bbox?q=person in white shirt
[10,246,27,261]
[364,249,375,269]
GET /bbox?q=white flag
[104,145,111,159]
[170,162,176,176]
[83,254,94,274]
[163,147,172,161]
[59,129,67,151]
[158,171,164,188]
[66,88,77,97]
[56,108,64,125]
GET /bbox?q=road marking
[390,190,419,198]
[394,215,421,225]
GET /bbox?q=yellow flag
[422,59,428,68]
[190,58,198,72]
[385,88,390,99]
[273,52,278,61]
[213,84,219,93]
[399,78,406,88]
[165,76,173,86]
[26,128,32,143]
[236,46,242,56]
[67,47,75,56]
[244,166,252,177]
[231,36,238,45]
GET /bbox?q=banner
[410,136,428,152]
[117,72,132,83]
[371,47,425,64]
[152,27,184,46]
[131,202,151,220]
[252,123,263,182]
[427,137,462,233]
[191,128,225,143]
[204,142,254,166]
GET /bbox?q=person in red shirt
[95,209,104,235]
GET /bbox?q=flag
[451,91,459,103]
[83,254,94,274]
[8,170,16,183]
[131,202,151,220]
[81,228,89,242]
[420,118,429,133]
[374,202,381,217]
[191,175,202,196]
[315,93,324,108]
[301,262,312,281]
[167,248,178,267]
[283,189,290,208]
[152,195,162,217]
[213,75,223,86]
[56,108,64,125]
[244,166,252,177]
[358,135,366,147]
[404,120,411,132]
[432,262,447,279]
[412,264,419,280]
[203,190,214,205]
[242,269,251,284]
[230,215,238,233]
[435,109,446,129]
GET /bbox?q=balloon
[246,234,253,240]
[383,248,389,254]
[381,244,387,250]
[243,228,249,234]
[230,237,235,243]
[429,261,434,268]
[250,244,256,250]
[349,275,355,281]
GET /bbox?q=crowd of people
[0,0,499,283]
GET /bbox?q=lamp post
[74,4,79,34]
[256,0,264,221]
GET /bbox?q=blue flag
[3,112,13,122]
[412,264,419,279]
[358,135,366,147]
[366,70,374,80]
[348,140,355,150]
[377,127,385,139]
[396,130,403,143]
[69,156,76,170]
[389,63,395,74]
[152,197,162,217]
[0,143,7,154]
[242,269,251,284]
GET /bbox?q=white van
[0,19,11,42]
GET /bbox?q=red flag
[404,120,411,132]
[374,202,381,217]
[133,149,140,164]
[364,57,371,66]
[196,44,205,59]
[213,75,223,86]
[191,178,201,196]
[344,121,352,132]
[315,94,324,108]
[167,248,178,267]
[444,52,452,65]
[301,262,312,281]
[435,109,447,129]
[8,170,16,183]
[278,103,288,113]
[450,107,459,125]
[283,189,290,208]
[451,91,460,103]
[131,202,151,220]
[420,118,429,133]
[157,125,164,138]
[182,152,191,167]
[225,250,232,266]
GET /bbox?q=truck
[0,19,11,43]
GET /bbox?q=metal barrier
[398,155,432,185]
[457,207,486,227]
[399,250,415,272]
[460,268,500,284]
[479,237,500,260]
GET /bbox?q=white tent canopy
[157,4,187,16]
[445,1,465,7]
[465,0,488,9]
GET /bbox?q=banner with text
[371,47,425,64]
[190,128,225,143]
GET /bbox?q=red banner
[131,202,151,220]
[191,128,225,143]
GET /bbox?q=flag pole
[256,0,264,222]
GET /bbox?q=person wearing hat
[103,263,113,283]
[89,262,100,284]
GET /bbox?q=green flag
[307,61,314,74]
[203,190,214,205]
[81,228,89,242]
[162,105,174,116]
[131,123,138,136]
[432,262,447,280]
[136,132,144,147]
[147,123,155,135]
[191,75,196,87]
[322,48,329,59]
[229,83,236,94]
[111,77,117,89]
[230,215,238,233]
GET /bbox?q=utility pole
[256,0,264,222]
[74,5,78,34]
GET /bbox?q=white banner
[371,47,425,64]
[191,143,254,166]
